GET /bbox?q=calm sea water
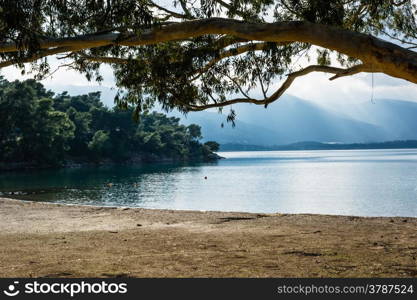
[1,149,417,217]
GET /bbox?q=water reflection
[1,149,417,217]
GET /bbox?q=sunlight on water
[1,149,417,217]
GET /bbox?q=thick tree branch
[0,46,75,69]
[1,18,416,83]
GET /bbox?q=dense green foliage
[0,77,219,167]
[1,1,416,123]
[204,141,220,152]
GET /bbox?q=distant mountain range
[220,140,417,151]
[339,99,417,141]
[174,95,417,145]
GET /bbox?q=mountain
[172,95,387,145]
[172,111,281,145]
[221,140,417,151]
[338,99,417,140]
[231,95,387,144]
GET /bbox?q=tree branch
[1,18,416,83]
[148,1,192,19]
[328,64,379,80]
[393,0,410,6]
[178,0,193,18]
[280,0,304,19]
[346,3,367,27]
[78,54,130,64]
[191,42,279,80]
[187,64,378,111]
[0,46,75,69]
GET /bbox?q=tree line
[0,77,220,168]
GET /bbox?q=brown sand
[0,197,416,278]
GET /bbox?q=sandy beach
[0,197,416,277]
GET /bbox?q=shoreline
[0,154,224,172]
[1,197,416,277]
[4,197,417,219]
